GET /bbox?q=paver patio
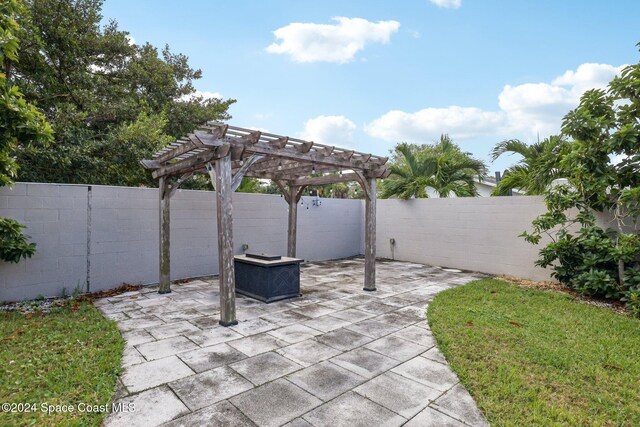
[98,258,488,427]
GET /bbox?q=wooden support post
[159,177,171,294]
[363,176,377,291]
[215,155,238,326]
[287,185,299,258]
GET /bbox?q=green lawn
[428,278,640,427]
[0,301,124,427]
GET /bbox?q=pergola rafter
[142,122,388,326]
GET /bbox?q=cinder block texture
[376,197,553,281]
[1,183,363,300]
[3,182,588,300]
[0,183,88,301]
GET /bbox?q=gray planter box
[234,254,303,303]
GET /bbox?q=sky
[101,0,640,173]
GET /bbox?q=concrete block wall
[2,182,562,301]
[0,183,89,301]
[376,197,551,281]
[1,183,363,301]
[89,186,159,292]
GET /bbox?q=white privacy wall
[1,182,557,301]
[0,183,363,301]
[0,184,89,302]
[376,197,551,281]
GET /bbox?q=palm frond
[490,139,532,161]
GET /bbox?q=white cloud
[180,90,222,102]
[126,35,136,46]
[266,17,400,63]
[498,83,576,136]
[499,63,625,136]
[253,112,273,120]
[552,63,624,93]
[429,0,462,9]
[365,107,505,142]
[365,62,625,143]
[301,115,357,146]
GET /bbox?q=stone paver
[315,328,373,351]
[330,347,400,378]
[354,371,441,418]
[146,320,201,339]
[120,356,193,393]
[227,332,285,356]
[105,386,188,427]
[230,379,322,427]
[100,258,488,426]
[364,335,428,361]
[302,391,406,427]
[169,366,253,411]
[177,343,246,373]
[430,383,489,426]
[276,339,341,367]
[230,351,302,385]
[135,336,198,361]
[404,406,467,427]
[286,361,366,401]
[160,400,257,427]
[392,356,460,392]
[267,324,322,344]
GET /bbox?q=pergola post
[159,177,171,294]
[363,176,377,291]
[287,185,299,257]
[215,154,238,326]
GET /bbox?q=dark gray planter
[234,255,303,303]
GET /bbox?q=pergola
[142,122,390,326]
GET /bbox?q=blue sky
[102,0,640,172]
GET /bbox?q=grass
[0,301,124,427]
[428,278,640,427]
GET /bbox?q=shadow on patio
[97,258,488,427]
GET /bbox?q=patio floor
[97,258,488,427]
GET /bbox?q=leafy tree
[1,0,53,262]
[522,43,640,316]
[10,0,234,186]
[381,135,487,199]
[490,135,566,195]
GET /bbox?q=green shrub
[521,42,640,316]
[0,217,36,263]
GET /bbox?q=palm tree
[490,135,565,196]
[381,135,487,199]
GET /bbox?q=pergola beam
[231,154,265,192]
[151,143,231,179]
[194,131,381,171]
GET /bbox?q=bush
[0,218,36,263]
[522,42,640,317]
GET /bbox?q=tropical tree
[0,0,53,262]
[522,42,640,316]
[490,136,566,195]
[9,0,234,187]
[381,135,487,199]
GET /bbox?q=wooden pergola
[142,122,390,326]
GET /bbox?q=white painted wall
[0,184,89,301]
[0,183,362,301]
[376,197,551,281]
[1,182,562,301]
